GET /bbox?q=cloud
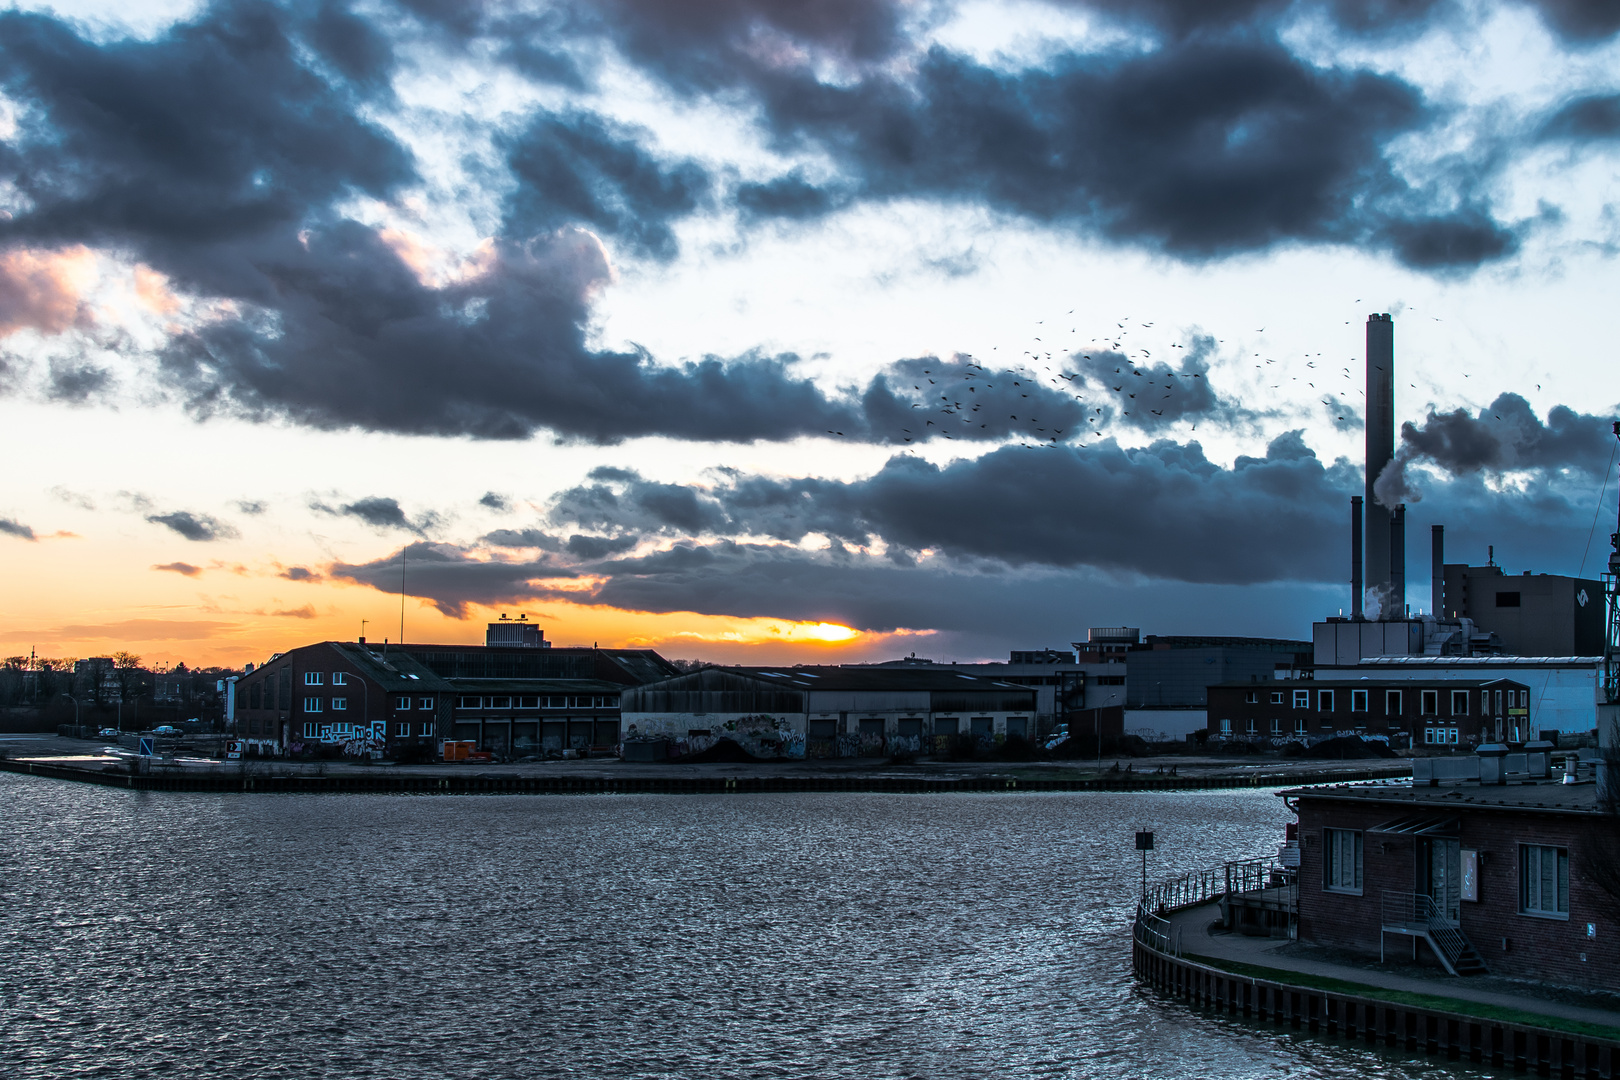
[49,487,95,510]
[270,604,316,618]
[502,112,710,262]
[0,246,95,337]
[278,565,321,581]
[0,516,37,540]
[235,499,267,515]
[46,360,113,402]
[1540,93,1620,140]
[145,510,238,542]
[312,495,439,535]
[328,541,567,618]
[480,527,563,551]
[0,618,239,642]
[152,561,202,575]
[1374,392,1617,508]
[478,491,511,512]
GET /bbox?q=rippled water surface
[0,775,1497,1078]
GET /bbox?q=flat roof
[1281,779,1598,816]
[1325,657,1600,668]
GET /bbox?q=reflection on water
[0,776,1494,1078]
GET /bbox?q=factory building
[619,666,1038,758]
[1207,676,1532,747]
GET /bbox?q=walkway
[1165,901,1620,1032]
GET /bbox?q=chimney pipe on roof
[1390,503,1406,620]
[1431,524,1444,619]
[1351,496,1364,619]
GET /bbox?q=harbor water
[0,774,1494,1078]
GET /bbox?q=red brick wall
[1296,795,1620,989]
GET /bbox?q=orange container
[443,740,476,762]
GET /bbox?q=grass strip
[1181,954,1620,1042]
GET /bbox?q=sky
[1,0,1618,669]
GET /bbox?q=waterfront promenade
[1165,900,1620,1034]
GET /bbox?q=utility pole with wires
[399,546,407,648]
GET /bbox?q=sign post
[138,737,154,758]
[1136,830,1154,899]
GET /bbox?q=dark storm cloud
[1540,94,1620,140]
[503,113,711,262]
[1372,393,1615,508]
[548,432,1353,581]
[480,527,564,551]
[566,533,642,559]
[328,541,566,617]
[478,492,512,512]
[0,516,37,540]
[720,40,1518,270]
[0,3,870,444]
[146,510,238,541]
[312,495,439,535]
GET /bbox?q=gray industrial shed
[620,666,1038,758]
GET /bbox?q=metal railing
[1134,856,1298,959]
[1381,890,1471,974]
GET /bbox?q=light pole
[65,694,80,737]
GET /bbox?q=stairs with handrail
[1381,890,1488,976]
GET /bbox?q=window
[489,696,511,709]
[302,722,316,737]
[1318,689,1335,712]
[1271,718,1282,734]
[543,696,566,709]
[1351,689,1368,713]
[1246,718,1256,734]
[1496,591,1521,608]
[332,672,347,686]
[1421,690,1438,715]
[396,722,410,737]
[457,696,481,709]
[418,697,433,711]
[1220,717,1232,734]
[303,697,322,712]
[1386,689,1402,715]
[1508,690,1518,708]
[1490,689,1501,716]
[1270,691,1284,704]
[1325,829,1363,893]
[1096,675,1124,685]
[1424,727,1460,745]
[1294,717,1307,735]
[1520,844,1569,917]
[420,722,433,737]
[1451,690,1469,716]
[1245,690,1259,704]
[304,672,323,685]
[331,698,347,711]
[396,697,411,710]
[518,696,539,709]
[1293,689,1310,709]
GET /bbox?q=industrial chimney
[1431,524,1444,618]
[1365,313,1395,608]
[1389,503,1406,620]
[1351,496,1364,619]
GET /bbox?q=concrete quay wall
[0,758,1408,795]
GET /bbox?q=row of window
[1324,828,1569,917]
[455,695,619,710]
[1217,718,1469,742]
[394,697,437,710]
[301,721,434,739]
[302,672,349,686]
[1241,688,1525,716]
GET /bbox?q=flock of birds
[819,300,1492,451]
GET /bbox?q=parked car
[98,728,121,738]
[152,725,181,736]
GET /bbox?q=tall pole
[399,547,407,648]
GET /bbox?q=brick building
[1207,676,1532,746]
[1285,771,1618,989]
[233,641,452,756]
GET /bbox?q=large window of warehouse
[1324,829,1363,894]
[1520,844,1568,918]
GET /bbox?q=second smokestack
[1431,524,1444,618]
[1365,313,1395,604]
[1389,504,1406,620]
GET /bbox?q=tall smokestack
[1389,503,1406,620]
[1431,524,1444,618]
[1365,313,1395,606]
[1351,496,1364,619]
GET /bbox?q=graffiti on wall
[625,713,805,759]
